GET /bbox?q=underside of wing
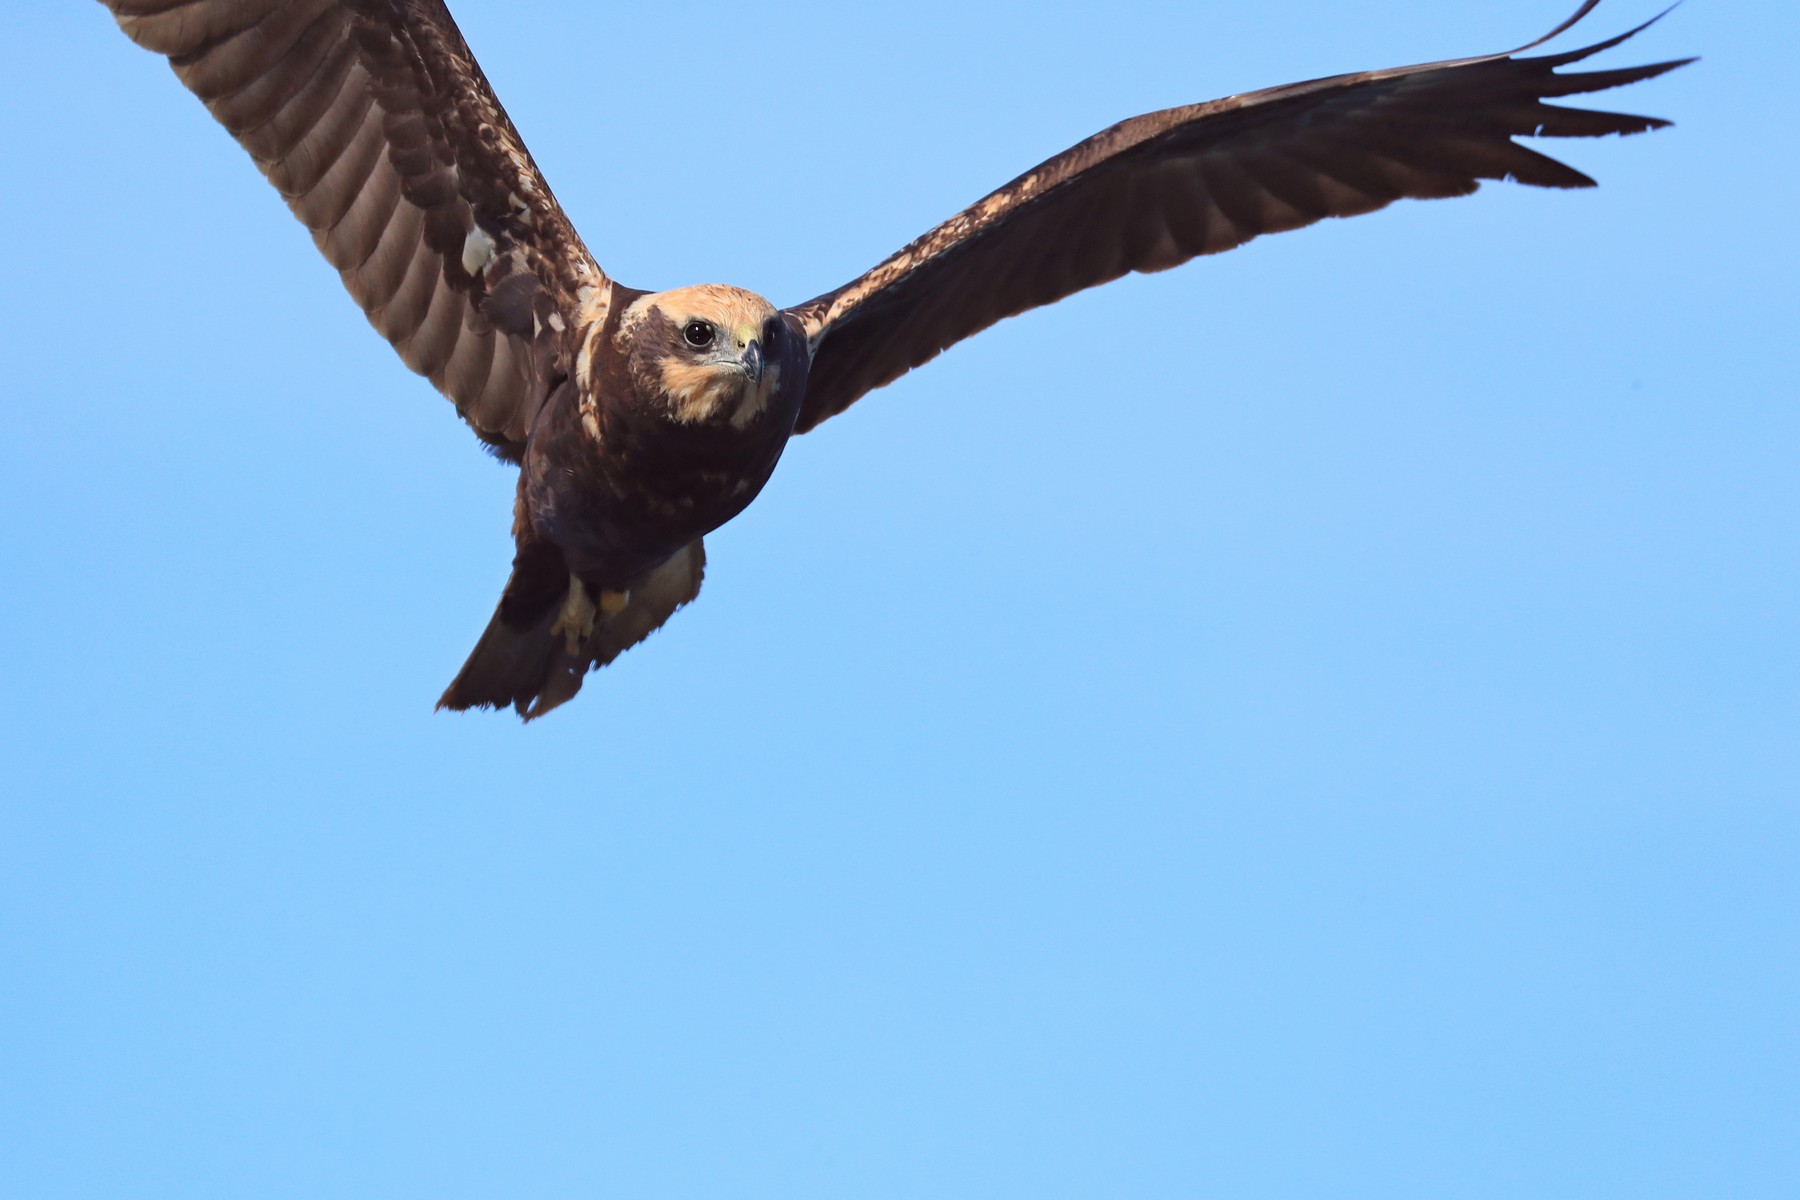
[786,1,1690,433]
[103,0,608,460]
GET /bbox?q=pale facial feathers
[616,285,782,427]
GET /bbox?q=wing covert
[786,1,1688,433]
[102,0,609,459]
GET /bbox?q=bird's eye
[682,321,715,349]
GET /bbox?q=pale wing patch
[575,281,615,395]
[812,169,1054,340]
[461,226,498,275]
[616,292,659,349]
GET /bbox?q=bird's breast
[521,375,800,585]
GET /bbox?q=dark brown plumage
[98,0,1688,718]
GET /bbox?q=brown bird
[99,0,1688,718]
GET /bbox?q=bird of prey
[99,0,1687,719]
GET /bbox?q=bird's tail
[436,539,706,720]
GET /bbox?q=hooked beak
[737,338,764,385]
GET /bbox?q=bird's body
[448,284,811,715]
[97,0,1688,718]
[523,287,802,587]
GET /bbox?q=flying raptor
[100,0,1687,718]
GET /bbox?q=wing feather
[102,0,608,459]
[787,2,1689,432]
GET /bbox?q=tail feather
[436,537,568,714]
[437,539,707,720]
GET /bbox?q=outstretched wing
[786,1,1688,433]
[102,0,608,460]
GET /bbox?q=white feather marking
[461,227,497,276]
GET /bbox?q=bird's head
[618,284,786,429]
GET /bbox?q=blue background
[4,2,1794,1196]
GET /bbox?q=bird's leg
[552,576,599,655]
[550,577,633,655]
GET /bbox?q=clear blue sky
[3,2,1794,1196]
